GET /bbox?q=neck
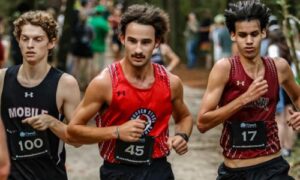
[18,62,51,87]
[239,55,264,79]
[120,59,154,89]
[21,61,50,78]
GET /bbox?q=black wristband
[175,132,189,142]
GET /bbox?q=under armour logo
[117,91,125,96]
[24,92,34,98]
[236,80,245,86]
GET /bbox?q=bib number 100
[125,145,144,156]
[18,138,44,151]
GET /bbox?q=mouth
[25,52,36,57]
[244,47,255,53]
[132,56,145,62]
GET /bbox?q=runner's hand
[287,107,300,131]
[118,120,146,142]
[167,135,188,155]
[241,76,268,105]
[22,114,55,131]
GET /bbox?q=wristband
[175,132,189,142]
[115,126,120,139]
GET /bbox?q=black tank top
[1,65,68,180]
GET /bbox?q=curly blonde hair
[13,10,58,41]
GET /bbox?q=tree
[57,0,75,71]
[277,0,300,81]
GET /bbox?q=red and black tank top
[219,56,280,159]
[96,62,172,163]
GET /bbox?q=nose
[246,35,253,44]
[27,39,34,48]
[135,42,142,54]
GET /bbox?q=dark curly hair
[118,4,169,43]
[13,10,58,41]
[224,0,271,33]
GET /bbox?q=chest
[112,81,170,112]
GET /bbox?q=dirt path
[65,85,223,180]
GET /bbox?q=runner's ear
[261,29,266,39]
[120,35,125,45]
[48,38,56,50]
[230,32,236,42]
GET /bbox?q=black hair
[224,0,271,33]
[118,4,169,43]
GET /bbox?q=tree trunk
[56,0,75,71]
[166,0,182,58]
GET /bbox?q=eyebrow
[237,30,260,34]
[20,34,46,38]
[127,36,152,41]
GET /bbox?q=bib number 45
[125,145,144,156]
[115,136,154,164]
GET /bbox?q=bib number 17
[241,130,257,142]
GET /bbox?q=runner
[197,1,298,179]
[0,11,80,180]
[67,4,193,180]
[151,43,180,72]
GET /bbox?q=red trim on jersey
[219,56,280,159]
[96,62,172,163]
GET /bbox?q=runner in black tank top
[1,65,68,180]
[0,11,81,180]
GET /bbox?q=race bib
[7,129,51,160]
[115,136,154,165]
[230,121,267,149]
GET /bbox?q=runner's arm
[0,119,10,180]
[161,44,180,72]
[170,74,193,136]
[275,58,300,131]
[22,74,81,145]
[167,74,193,155]
[67,71,117,144]
[0,69,10,180]
[197,59,268,133]
[276,58,300,109]
[67,70,145,144]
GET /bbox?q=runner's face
[121,22,157,67]
[231,20,266,60]
[18,24,55,65]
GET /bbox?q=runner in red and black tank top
[219,55,280,159]
[96,62,172,163]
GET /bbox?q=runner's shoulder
[213,57,231,72]
[88,68,112,91]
